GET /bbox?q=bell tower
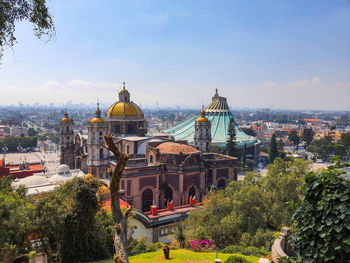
[87,103,108,178]
[60,112,75,168]
[194,109,212,152]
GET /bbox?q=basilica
[60,85,245,211]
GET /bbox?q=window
[150,155,153,163]
[67,126,69,132]
[126,144,130,154]
[99,148,104,159]
[66,136,69,143]
[99,131,103,140]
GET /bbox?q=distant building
[165,89,260,162]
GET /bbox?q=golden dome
[196,110,209,123]
[197,116,209,123]
[61,112,73,123]
[106,102,143,118]
[90,117,105,124]
[120,89,129,94]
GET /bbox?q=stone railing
[271,227,292,262]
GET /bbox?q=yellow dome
[120,89,129,94]
[61,112,73,123]
[197,116,209,123]
[90,117,105,124]
[61,117,72,123]
[197,110,209,123]
[106,102,143,118]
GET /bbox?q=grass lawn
[90,249,260,263]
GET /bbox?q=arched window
[142,189,153,212]
[99,148,104,159]
[218,179,226,189]
[188,186,196,204]
[99,131,103,140]
[164,184,173,208]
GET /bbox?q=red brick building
[113,140,238,212]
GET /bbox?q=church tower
[60,112,75,168]
[87,103,108,178]
[194,109,211,152]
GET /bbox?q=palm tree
[174,222,186,248]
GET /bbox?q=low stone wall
[271,227,292,262]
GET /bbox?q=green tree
[28,127,36,136]
[277,139,284,151]
[186,159,310,249]
[226,119,237,157]
[269,134,279,164]
[306,137,335,161]
[0,176,34,263]
[33,177,113,262]
[242,143,247,168]
[291,165,350,262]
[334,144,346,158]
[0,0,55,62]
[341,132,350,157]
[288,131,300,152]
[302,127,315,146]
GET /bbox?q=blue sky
[1,0,350,110]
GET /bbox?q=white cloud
[261,82,277,88]
[41,80,59,89]
[311,76,321,88]
[285,78,307,88]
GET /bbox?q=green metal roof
[165,90,258,147]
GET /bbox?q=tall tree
[103,134,132,263]
[269,134,278,164]
[341,132,350,157]
[226,119,237,157]
[288,130,300,152]
[302,127,315,146]
[0,0,55,62]
[242,143,247,168]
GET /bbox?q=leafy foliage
[302,128,315,146]
[224,255,250,263]
[290,165,350,262]
[0,176,34,262]
[0,0,55,61]
[269,134,279,163]
[306,137,335,161]
[0,136,37,152]
[226,119,237,157]
[186,158,310,250]
[288,131,300,148]
[32,177,114,262]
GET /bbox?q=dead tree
[103,134,133,263]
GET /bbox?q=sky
[1,0,350,110]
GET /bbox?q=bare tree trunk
[103,134,133,263]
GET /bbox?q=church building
[60,84,242,212]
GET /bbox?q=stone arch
[217,178,227,189]
[164,155,176,165]
[184,154,197,166]
[163,183,174,208]
[188,185,196,204]
[142,188,154,212]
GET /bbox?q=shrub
[127,237,163,256]
[224,255,250,263]
[221,245,269,257]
